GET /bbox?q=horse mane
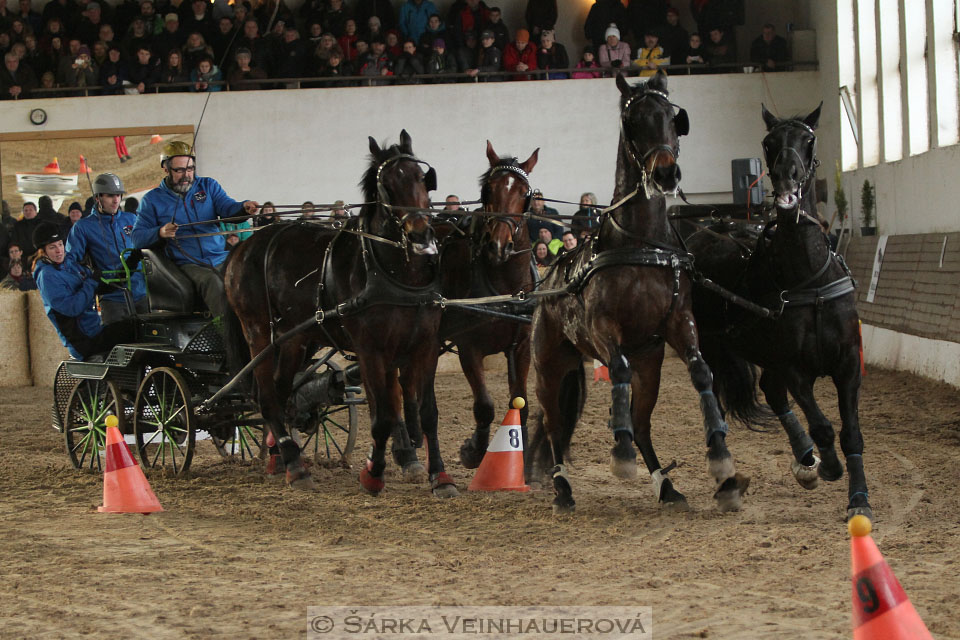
[477,156,520,189]
[359,142,406,214]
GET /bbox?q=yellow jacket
[634,46,667,77]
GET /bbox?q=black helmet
[93,172,125,195]
[33,222,63,249]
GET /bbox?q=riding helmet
[93,172,125,195]
[160,140,195,167]
[32,222,63,249]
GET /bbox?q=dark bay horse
[435,142,538,468]
[528,71,750,513]
[224,131,457,496]
[685,104,871,521]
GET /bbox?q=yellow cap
[848,514,872,537]
[105,415,119,429]
[512,397,525,410]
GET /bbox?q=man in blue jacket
[33,223,135,361]
[132,141,258,317]
[399,0,437,43]
[67,172,148,323]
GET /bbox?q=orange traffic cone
[150,134,164,144]
[468,398,530,492]
[43,157,60,174]
[98,415,163,514]
[78,154,92,174]
[850,515,932,639]
[593,359,610,382]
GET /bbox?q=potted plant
[834,161,848,233]
[860,179,876,236]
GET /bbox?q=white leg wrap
[650,469,666,500]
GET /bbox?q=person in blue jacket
[131,141,258,317]
[67,172,148,324]
[32,223,135,361]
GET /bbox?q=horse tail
[700,334,772,429]
[527,361,586,476]
[221,253,251,386]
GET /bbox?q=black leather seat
[141,249,202,312]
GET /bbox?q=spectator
[705,26,735,71]
[90,40,108,69]
[158,48,189,91]
[365,15,383,41]
[532,239,553,279]
[5,243,23,273]
[139,0,162,35]
[231,18,268,72]
[254,201,276,227]
[597,24,630,71]
[426,38,456,82]
[465,30,499,81]
[525,0,556,42]
[1,50,37,98]
[485,6,508,53]
[394,38,424,83]
[503,27,536,80]
[227,47,266,89]
[182,0,214,43]
[12,201,42,257]
[220,218,252,247]
[634,28,667,77]
[331,200,349,219]
[560,230,578,253]
[36,195,60,223]
[537,227,560,255]
[682,32,707,72]
[572,45,601,79]
[1,259,37,290]
[321,0,351,38]
[182,30,213,71]
[97,23,116,49]
[359,36,393,83]
[128,45,159,93]
[626,0,667,45]
[750,23,788,72]
[76,1,105,47]
[274,24,306,79]
[338,18,359,61]
[300,201,317,220]
[315,48,349,87]
[355,0,396,33]
[210,16,235,61]
[152,13,183,59]
[313,32,341,67]
[123,197,138,213]
[447,0,490,51]
[536,29,567,79]
[584,0,626,48]
[190,54,222,91]
[122,17,153,62]
[417,13,444,56]
[17,0,43,34]
[98,43,126,94]
[83,196,96,216]
[399,0,437,44]
[38,35,64,79]
[41,0,80,39]
[385,29,401,57]
[690,0,741,55]
[443,194,462,211]
[570,192,600,237]
[22,33,43,74]
[526,189,562,244]
[658,8,688,62]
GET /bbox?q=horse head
[616,70,688,195]
[761,103,821,211]
[477,141,539,265]
[366,129,437,255]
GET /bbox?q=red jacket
[503,41,538,80]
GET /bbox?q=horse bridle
[763,119,820,205]
[372,152,437,253]
[478,163,531,246]
[620,88,688,197]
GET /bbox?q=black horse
[224,131,457,496]
[684,104,872,521]
[528,71,750,513]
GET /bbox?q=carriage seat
[141,249,203,313]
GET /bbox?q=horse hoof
[288,475,316,491]
[265,454,285,476]
[459,439,486,469]
[714,473,750,512]
[552,498,575,515]
[659,482,689,510]
[847,505,873,523]
[707,453,736,484]
[430,472,458,498]
[791,455,821,490]
[610,456,637,480]
[402,461,427,484]
[818,461,844,482]
[285,463,315,490]
[662,497,690,512]
[359,466,385,496]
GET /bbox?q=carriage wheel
[210,417,265,462]
[64,379,124,472]
[133,367,196,475]
[296,390,359,467]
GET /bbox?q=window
[878,0,903,161]
[856,0,880,165]
[931,0,959,145]
[903,1,929,155]
[838,0,858,169]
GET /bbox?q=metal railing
[22,60,818,99]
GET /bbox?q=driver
[131,141,258,317]
[32,223,135,361]
[67,172,148,323]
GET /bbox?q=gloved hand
[611,59,622,68]
[95,280,115,295]
[90,267,103,283]
[124,249,143,271]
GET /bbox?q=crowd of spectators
[1,0,793,98]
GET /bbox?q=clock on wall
[29,108,47,126]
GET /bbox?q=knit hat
[480,29,494,40]
[433,38,445,48]
[68,201,83,214]
[515,28,530,42]
[77,45,91,56]
[605,24,620,40]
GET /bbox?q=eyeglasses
[169,165,196,175]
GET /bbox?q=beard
[168,176,193,194]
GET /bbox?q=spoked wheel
[293,361,359,468]
[64,379,124,472]
[133,367,196,475]
[210,417,265,462]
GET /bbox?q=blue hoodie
[66,206,147,303]
[132,176,245,267]
[34,255,102,360]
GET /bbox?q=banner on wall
[866,235,888,303]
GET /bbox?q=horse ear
[615,71,631,97]
[804,102,823,130]
[520,147,539,174]
[368,136,380,156]
[399,129,413,154]
[761,104,779,131]
[648,69,668,91]
[485,139,499,167]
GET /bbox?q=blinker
[674,108,690,136]
[424,167,437,192]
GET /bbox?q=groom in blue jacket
[132,141,258,317]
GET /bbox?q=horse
[528,70,750,513]
[429,141,539,469]
[684,104,872,521]
[223,130,458,496]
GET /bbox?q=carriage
[50,249,362,475]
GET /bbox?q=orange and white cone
[43,157,61,174]
[593,359,610,382]
[468,398,530,492]
[849,515,932,639]
[150,134,164,144]
[98,416,163,514]
[78,154,92,174]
